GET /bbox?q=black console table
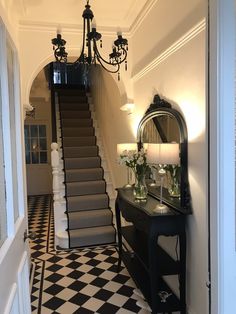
[115,188,187,314]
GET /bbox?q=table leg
[179,232,186,314]
[115,199,122,272]
[148,234,159,314]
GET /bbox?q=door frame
[209,0,236,313]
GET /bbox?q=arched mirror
[137,95,191,214]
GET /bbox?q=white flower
[137,156,144,165]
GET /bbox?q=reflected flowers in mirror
[164,164,181,198]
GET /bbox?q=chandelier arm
[96,55,120,73]
[93,40,126,66]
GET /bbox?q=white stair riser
[56,231,69,249]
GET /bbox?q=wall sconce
[120,103,135,115]
[147,143,180,212]
[117,143,137,188]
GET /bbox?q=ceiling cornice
[18,0,156,38]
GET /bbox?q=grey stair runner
[58,88,116,249]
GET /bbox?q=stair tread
[66,167,103,173]
[66,180,105,186]
[63,136,95,139]
[62,137,96,147]
[63,146,99,158]
[64,156,101,166]
[67,193,108,201]
[70,225,115,235]
[67,193,109,212]
[69,225,116,248]
[68,209,113,229]
[68,208,112,217]
[66,180,106,196]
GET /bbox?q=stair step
[62,127,95,137]
[69,225,116,248]
[66,180,106,196]
[57,89,86,96]
[61,118,93,127]
[63,136,96,147]
[59,95,87,103]
[64,157,101,169]
[61,111,91,119]
[63,146,98,158]
[60,103,89,111]
[68,209,112,229]
[67,194,109,211]
[65,168,103,182]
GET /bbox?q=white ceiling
[15,0,151,31]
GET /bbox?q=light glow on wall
[129,112,144,139]
[178,99,205,141]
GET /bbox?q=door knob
[24,230,37,242]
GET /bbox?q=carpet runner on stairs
[58,88,116,248]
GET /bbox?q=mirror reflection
[137,95,191,213]
[142,115,180,144]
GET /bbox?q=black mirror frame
[137,95,192,214]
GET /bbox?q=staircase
[58,88,116,248]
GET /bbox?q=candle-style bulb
[117,27,122,37]
[57,25,62,34]
[91,18,97,29]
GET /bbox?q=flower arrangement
[118,148,150,200]
[118,148,150,177]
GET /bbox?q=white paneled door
[0,21,31,314]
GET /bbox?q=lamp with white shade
[117,143,137,188]
[146,143,180,212]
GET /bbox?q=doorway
[24,66,52,195]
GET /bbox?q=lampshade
[117,143,137,156]
[147,143,180,165]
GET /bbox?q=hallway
[28,195,148,314]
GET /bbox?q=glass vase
[168,175,180,198]
[133,174,148,200]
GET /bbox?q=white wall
[89,66,136,188]
[90,1,208,313]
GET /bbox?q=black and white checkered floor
[28,195,150,314]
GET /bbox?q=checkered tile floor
[28,195,150,314]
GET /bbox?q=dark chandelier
[51,0,128,80]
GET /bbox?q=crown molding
[132,18,206,82]
[129,0,158,36]
[18,0,156,37]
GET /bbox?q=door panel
[0,21,31,314]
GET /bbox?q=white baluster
[51,143,61,201]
